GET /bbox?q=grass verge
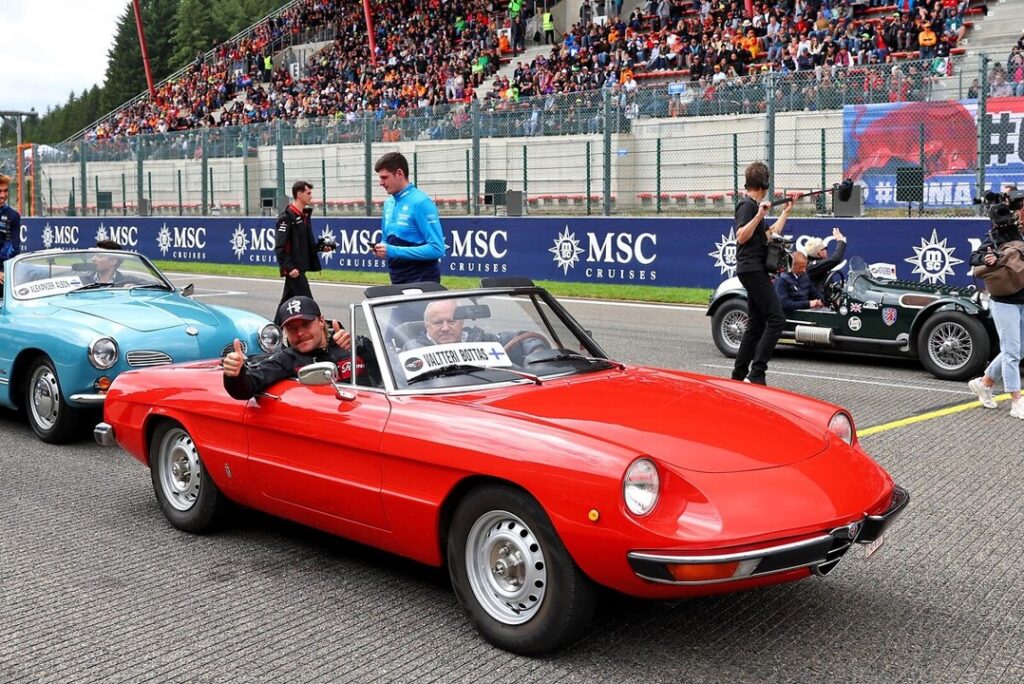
[154,260,713,305]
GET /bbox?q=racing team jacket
[774,271,825,313]
[274,204,321,276]
[381,184,445,284]
[0,204,22,267]
[223,330,379,400]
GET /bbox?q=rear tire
[447,486,596,655]
[150,422,224,533]
[711,299,748,358]
[917,311,989,381]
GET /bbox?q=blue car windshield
[9,250,171,300]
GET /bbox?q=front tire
[447,486,596,655]
[25,357,83,444]
[150,422,224,533]
[917,311,989,380]
[711,299,749,358]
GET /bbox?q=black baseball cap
[277,296,321,326]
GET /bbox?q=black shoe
[747,376,767,386]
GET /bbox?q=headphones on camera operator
[971,189,1024,297]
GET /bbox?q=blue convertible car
[1,248,281,443]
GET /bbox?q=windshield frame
[360,286,613,395]
[7,249,175,301]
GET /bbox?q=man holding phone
[370,152,446,284]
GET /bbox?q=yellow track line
[859,394,1013,437]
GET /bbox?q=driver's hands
[810,299,824,309]
[832,227,845,242]
[331,320,352,350]
[223,339,247,377]
[984,252,997,266]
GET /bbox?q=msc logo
[586,231,656,265]
[157,223,207,257]
[904,229,963,285]
[335,228,380,254]
[450,230,508,259]
[709,227,738,277]
[230,224,278,262]
[41,222,80,248]
[549,227,584,274]
[95,223,139,247]
[550,227,657,281]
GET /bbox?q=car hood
[466,368,829,473]
[46,295,223,332]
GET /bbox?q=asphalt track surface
[2,274,1021,684]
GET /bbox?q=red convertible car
[96,278,908,655]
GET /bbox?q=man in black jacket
[803,227,847,293]
[274,180,334,314]
[222,296,379,400]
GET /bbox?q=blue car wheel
[25,357,83,444]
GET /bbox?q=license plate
[864,535,885,558]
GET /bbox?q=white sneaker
[968,377,998,409]
[1011,397,1024,420]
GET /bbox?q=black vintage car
[707,256,996,381]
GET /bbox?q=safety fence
[5,53,1019,220]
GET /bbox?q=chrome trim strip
[94,422,116,447]
[628,534,833,565]
[633,560,823,586]
[69,393,107,404]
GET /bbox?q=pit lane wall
[19,216,992,290]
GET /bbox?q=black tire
[24,356,84,444]
[916,311,990,381]
[447,485,596,655]
[149,422,224,533]
[711,299,749,359]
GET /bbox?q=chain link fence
[7,53,1019,220]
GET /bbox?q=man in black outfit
[274,180,333,315]
[222,296,379,399]
[731,161,793,385]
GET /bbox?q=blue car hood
[47,296,223,332]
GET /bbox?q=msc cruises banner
[20,215,992,289]
[843,97,1024,209]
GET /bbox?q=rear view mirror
[455,304,491,320]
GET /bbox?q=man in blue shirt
[774,251,826,313]
[371,152,446,284]
[0,174,22,287]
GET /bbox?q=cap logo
[286,299,302,315]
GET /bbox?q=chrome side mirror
[297,361,355,401]
[181,283,195,297]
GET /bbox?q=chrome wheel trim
[157,428,202,512]
[721,310,749,350]
[464,509,548,625]
[928,321,972,370]
[29,364,61,431]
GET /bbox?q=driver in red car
[222,296,379,398]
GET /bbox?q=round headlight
[259,323,283,352]
[828,412,855,445]
[88,337,119,370]
[623,458,660,516]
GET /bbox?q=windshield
[370,291,614,391]
[10,250,172,300]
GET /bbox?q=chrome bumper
[70,393,107,405]
[629,485,910,585]
[94,422,116,447]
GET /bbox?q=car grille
[221,341,247,357]
[126,351,173,367]
[811,523,861,576]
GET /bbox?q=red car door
[243,382,390,529]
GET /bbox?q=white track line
[700,363,970,395]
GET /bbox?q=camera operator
[731,161,793,386]
[967,188,1024,419]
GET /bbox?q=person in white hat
[803,227,847,293]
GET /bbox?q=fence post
[48,177,53,215]
[136,138,145,215]
[818,128,827,214]
[177,169,183,216]
[465,149,471,213]
[122,173,127,216]
[148,172,152,214]
[32,145,41,216]
[413,151,418,185]
[656,138,662,214]
[919,122,926,211]
[364,114,374,217]
[209,167,215,209]
[522,145,528,202]
[976,54,989,211]
[733,133,739,203]
[79,141,87,216]
[765,72,776,200]
[586,141,592,216]
[201,128,209,215]
[603,89,612,216]
[275,120,285,212]
[471,100,481,217]
[320,158,327,215]
[243,165,250,216]
[94,175,100,216]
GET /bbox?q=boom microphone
[836,178,854,202]
[770,179,855,206]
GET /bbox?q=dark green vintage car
[707,256,996,381]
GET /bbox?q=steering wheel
[824,271,846,308]
[503,331,551,363]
